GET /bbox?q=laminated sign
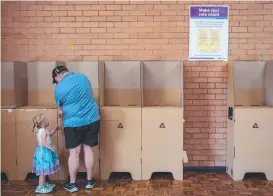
[189,5,229,61]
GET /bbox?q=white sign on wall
[189,5,229,61]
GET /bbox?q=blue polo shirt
[54,72,100,128]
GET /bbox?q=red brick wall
[2,1,273,167]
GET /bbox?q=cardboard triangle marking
[253,123,258,128]
[160,123,165,128]
[118,123,123,128]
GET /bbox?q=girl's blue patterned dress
[32,128,60,176]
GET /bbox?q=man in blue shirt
[52,66,100,193]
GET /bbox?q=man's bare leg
[68,145,81,183]
[83,144,94,181]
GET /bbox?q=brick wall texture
[2,1,273,167]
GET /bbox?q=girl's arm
[41,131,54,152]
[48,127,59,136]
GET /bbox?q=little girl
[32,114,60,194]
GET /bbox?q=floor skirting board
[184,166,226,172]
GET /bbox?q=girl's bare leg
[39,175,46,186]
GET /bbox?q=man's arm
[58,107,63,119]
[54,87,63,118]
[54,87,62,107]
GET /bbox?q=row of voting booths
[1,61,187,181]
[2,60,273,181]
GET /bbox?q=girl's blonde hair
[32,114,47,133]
